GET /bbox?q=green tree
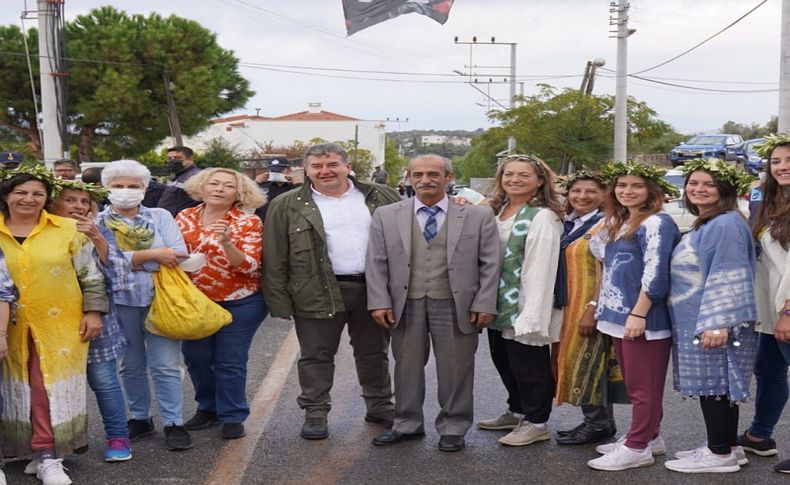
[0,26,40,155]
[721,117,778,140]
[455,126,508,181]
[0,7,253,162]
[335,140,374,179]
[491,85,672,173]
[383,137,407,187]
[194,138,243,169]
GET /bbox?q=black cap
[268,158,289,172]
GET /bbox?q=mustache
[416,183,438,189]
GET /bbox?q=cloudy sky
[4,0,783,135]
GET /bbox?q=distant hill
[387,129,484,158]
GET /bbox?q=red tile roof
[271,110,359,121]
[211,115,272,123]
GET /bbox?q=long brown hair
[753,144,790,247]
[603,175,664,241]
[683,170,740,230]
[488,155,563,217]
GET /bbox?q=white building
[181,102,386,165]
[420,134,472,147]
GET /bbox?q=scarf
[554,211,604,308]
[494,204,541,330]
[102,209,155,251]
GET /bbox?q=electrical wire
[630,0,768,75]
[19,4,42,146]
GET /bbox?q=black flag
[343,0,455,35]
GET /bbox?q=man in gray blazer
[365,154,500,452]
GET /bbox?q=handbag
[145,265,232,340]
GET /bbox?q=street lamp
[580,58,606,95]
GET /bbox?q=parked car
[662,169,749,232]
[669,134,744,166]
[733,137,767,174]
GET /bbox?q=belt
[335,274,366,283]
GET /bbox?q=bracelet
[629,313,646,319]
[586,300,598,307]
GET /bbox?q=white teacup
[179,252,207,272]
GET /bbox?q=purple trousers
[612,336,672,450]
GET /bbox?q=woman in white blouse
[475,155,564,447]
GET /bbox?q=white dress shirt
[311,181,371,275]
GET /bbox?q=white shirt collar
[413,194,450,214]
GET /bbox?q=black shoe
[164,425,193,451]
[438,435,465,452]
[372,429,425,446]
[555,424,615,446]
[736,431,778,456]
[184,410,218,430]
[221,423,245,440]
[556,422,586,437]
[775,458,790,474]
[301,416,328,440]
[127,418,155,441]
[364,411,395,428]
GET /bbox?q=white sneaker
[37,458,72,485]
[587,443,655,471]
[497,420,550,446]
[675,445,748,466]
[25,459,40,474]
[476,411,521,431]
[0,468,6,485]
[595,434,665,455]
[665,446,740,473]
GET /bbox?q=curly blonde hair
[184,168,267,210]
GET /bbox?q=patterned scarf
[494,204,541,330]
[101,209,155,251]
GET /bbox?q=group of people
[0,149,268,485]
[0,135,790,484]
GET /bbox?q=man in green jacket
[263,143,400,440]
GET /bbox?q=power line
[630,0,769,75]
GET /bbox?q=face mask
[166,160,184,173]
[108,188,145,209]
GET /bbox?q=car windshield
[685,136,726,145]
[745,140,763,155]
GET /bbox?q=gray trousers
[582,404,616,431]
[293,281,393,418]
[391,297,479,436]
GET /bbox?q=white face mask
[108,188,145,209]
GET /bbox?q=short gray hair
[303,143,349,164]
[102,159,152,187]
[409,154,454,175]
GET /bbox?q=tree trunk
[0,122,43,159]
[77,126,96,163]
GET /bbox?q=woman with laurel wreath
[663,158,757,474]
[737,134,790,474]
[586,162,680,472]
[553,171,628,447]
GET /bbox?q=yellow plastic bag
[145,265,232,340]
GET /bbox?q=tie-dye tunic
[668,211,758,401]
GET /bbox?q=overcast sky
[5,0,783,135]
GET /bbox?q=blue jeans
[116,304,184,426]
[87,358,128,439]
[747,332,790,439]
[182,293,266,423]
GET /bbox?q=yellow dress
[0,211,107,457]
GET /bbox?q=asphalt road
[5,316,790,484]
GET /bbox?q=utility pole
[610,0,634,162]
[163,72,183,146]
[580,58,607,95]
[454,37,518,153]
[779,0,790,133]
[385,117,409,157]
[38,0,68,166]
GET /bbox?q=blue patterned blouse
[668,211,758,401]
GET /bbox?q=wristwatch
[587,300,598,307]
